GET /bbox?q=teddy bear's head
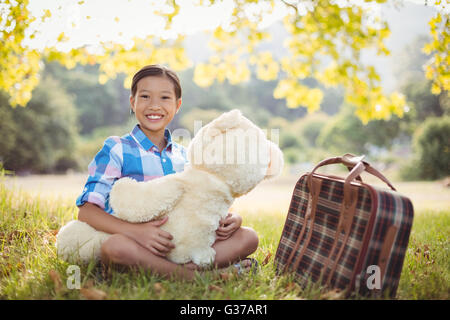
[186,109,284,197]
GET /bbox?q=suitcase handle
[308,154,396,195]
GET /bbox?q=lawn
[0,174,449,300]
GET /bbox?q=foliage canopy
[0,0,448,123]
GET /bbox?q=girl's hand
[216,212,242,241]
[128,216,175,257]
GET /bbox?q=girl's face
[130,75,181,140]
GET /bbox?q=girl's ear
[176,98,182,113]
[129,95,135,114]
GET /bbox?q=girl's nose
[147,105,163,112]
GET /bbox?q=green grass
[0,180,449,300]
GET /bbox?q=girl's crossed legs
[100,226,259,280]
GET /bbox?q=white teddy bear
[56,109,284,267]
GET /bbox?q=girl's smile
[146,113,164,121]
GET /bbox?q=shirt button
[162,159,166,162]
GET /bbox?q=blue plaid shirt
[76,124,187,214]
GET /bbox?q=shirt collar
[131,124,173,152]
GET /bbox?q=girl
[76,65,259,280]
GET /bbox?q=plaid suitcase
[275,154,414,298]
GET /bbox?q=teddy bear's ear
[265,141,284,179]
[206,109,242,137]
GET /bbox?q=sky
[25,0,262,51]
[23,0,446,53]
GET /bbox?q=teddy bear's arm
[109,175,185,223]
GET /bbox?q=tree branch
[280,0,298,13]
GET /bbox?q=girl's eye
[162,96,171,99]
[141,95,149,99]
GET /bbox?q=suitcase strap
[320,162,365,286]
[308,154,396,193]
[284,177,323,273]
[378,224,399,286]
[322,185,359,286]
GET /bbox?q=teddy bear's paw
[191,247,216,267]
[167,251,191,265]
[56,220,110,264]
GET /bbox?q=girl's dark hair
[131,64,182,99]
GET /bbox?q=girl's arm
[78,202,175,257]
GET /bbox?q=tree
[0,0,41,106]
[291,112,330,147]
[317,104,402,155]
[394,35,448,131]
[0,76,79,173]
[43,62,130,135]
[0,0,448,123]
[193,0,407,123]
[401,116,450,180]
[402,80,445,123]
[422,6,449,95]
